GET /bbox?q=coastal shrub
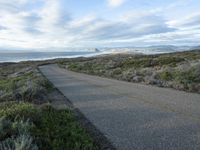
[0,102,39,122]
[35,105,96,150]
[175,50,200,60]
[68,63,82,71]
[185,67,200,83]
[13,134,38,150]
[121,69,135,82]
[0,79,17,94]
[59,50,200,93]
[158,66,200,92]
[159,71,173,81]
[0,69,52,104]
[174,67,200,84]
[121,56,185,69]
[0,117,12,141]
[155,56,185,67]
[0,103,97,150]
[112,68,122,76]
[0,64,97,149]
[160,67,200,82]
[122,58,153,68]
[0,116,38,150]
[39,78,54,92]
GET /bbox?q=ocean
[0,46,196,62]
[0,51,98,62]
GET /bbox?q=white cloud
[0,0,72,49]
[0,0,199,49]
[107,0,126,8]
[79,12,175,40]
[168,13,200,29]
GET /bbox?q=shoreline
[0,51,101,63]
[0,49,199,64]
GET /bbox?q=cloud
[0,0,199,49]
[0,25,7,30]
[168,13,200,29]
[0,7,176,48]
[71,12,175,42]
[19,12,42,34]
[107,0,126,8]
[0,0,28,13]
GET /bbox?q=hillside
[59,50,200,93]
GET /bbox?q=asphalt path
[39,64,200,150]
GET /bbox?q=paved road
[39,64,200,150]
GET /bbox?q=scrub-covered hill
[59,50,200,93]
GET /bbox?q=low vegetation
[0,69,52,104]
[0,62,97,150]
[59,50,200,93]
[0,103,96,150]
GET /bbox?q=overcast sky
[0,0,200,50]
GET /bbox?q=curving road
[39,64,200,150]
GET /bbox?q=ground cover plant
[0,62,97,150]
[59,50,200,93]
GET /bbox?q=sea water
[0,51,97,62]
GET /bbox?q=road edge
[39,65,116,150]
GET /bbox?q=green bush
[0,69,52,103]
[121,58,153,68]
[0,117,38,150]
[156,57,185,67]
[0,103,97,150]
[68,63,82,71]
[111,68,122,76]
[174,68,200,84]
[0,102,39,121]
[159,71,173,81]
[35,105,96,150]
